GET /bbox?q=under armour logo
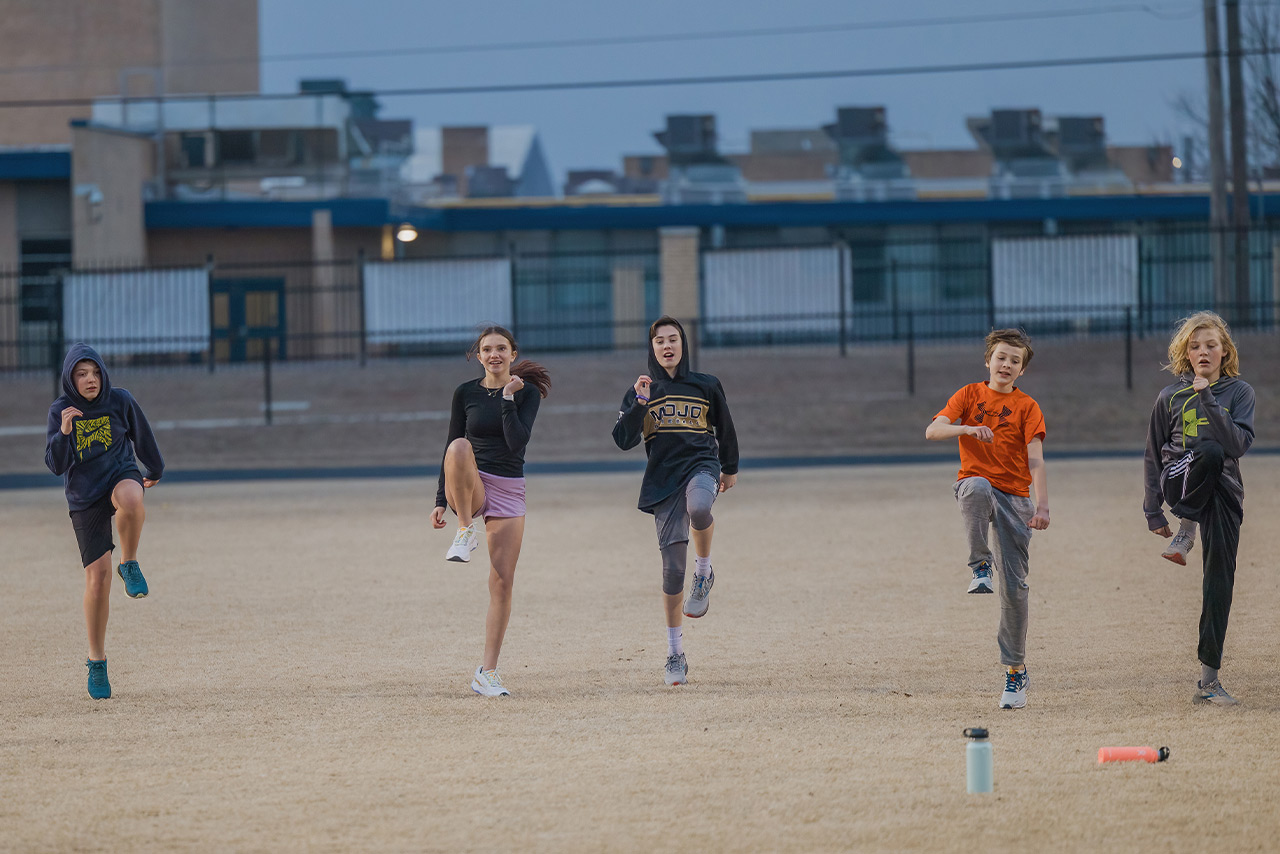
[975,402,1012,426]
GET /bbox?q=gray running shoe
[1000,667,1029,709]
[664,652,688,686]
[683,568,714,618]
[967,561,994,594]
[1193,679,1239,706]
[1162,531,1195,566]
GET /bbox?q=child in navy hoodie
[45,343,164,699]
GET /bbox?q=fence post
[356,248,367,368]
[688,317,700,373]
[508,244,519,340]
[906,310,915,397]
[1125,305,1133,391]
[51,270,66,399]
[206,254,216,373]
[262,335,273,426]
[890,257,899,341]
[838,241,848,357]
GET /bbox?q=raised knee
[689,506,714,531]
[446,438,474,461]
[1199,441,1225,465]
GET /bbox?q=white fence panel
[363,258,512,345]
[63,268,209,355]
[992,235,1138,325]
[703,246,844,339]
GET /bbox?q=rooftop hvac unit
[831,107,887,145]
[991,109,1041,147]
[654,115,720,162]
[1056,116,1105,152]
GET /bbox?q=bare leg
[664,592,683,629]
[690,521,714,559]
[481,516,524,671]
[443,439,486,526]
[84,552,112,660]
[112,479,145,563]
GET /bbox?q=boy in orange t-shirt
[926,329,1050,710]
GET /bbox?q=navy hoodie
[45,343,164,511]
[612,319,739,512]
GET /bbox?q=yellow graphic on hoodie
[75,416,112,460]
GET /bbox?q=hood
[61,342,111,406]
[647,317,691,381]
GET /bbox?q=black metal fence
[2,225,1278,382]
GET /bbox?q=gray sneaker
[683,568,714,618]
[1162,531,1195,566]
[1193,679,1239,706]
[664,652,688,686]
[967,561,994,594]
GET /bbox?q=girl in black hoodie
[613,316,739,686]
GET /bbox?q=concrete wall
[0,0,258,146]
[0,183,18,269]
[0,183,18,368]
[71,125,154,267]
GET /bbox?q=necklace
[482,379,507,397]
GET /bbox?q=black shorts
[68,473,143,568]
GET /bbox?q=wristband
[636,395,649,404]
[502,393,515,401]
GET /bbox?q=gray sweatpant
[954,476,1035,666]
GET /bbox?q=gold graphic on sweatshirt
[1181,407,1207,439]
[75,416,112,460]
[643,395,710,439]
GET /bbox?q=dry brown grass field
[3,458,1279,853]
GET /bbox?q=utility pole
[1204,0,1231,311]
[1225,0,1251,323]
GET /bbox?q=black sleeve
[712,379,739,475]
[612,388,646,451]
[123,391,164,480]
[436,385,467,508]
[500,387,539,454]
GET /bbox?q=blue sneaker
[86,659,111,699]
[117,560,148,598]
[967,561,994,594]
[1000,666,1029,709]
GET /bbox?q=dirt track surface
[3,334,1278,476]
[4,459,1279,852]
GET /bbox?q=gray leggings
[655,471,718,595]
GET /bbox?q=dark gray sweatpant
[954,476,1035,666]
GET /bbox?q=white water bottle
[964,727,993,793]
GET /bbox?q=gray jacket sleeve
[1142,392,1172,530]
[1199,382,1255,459]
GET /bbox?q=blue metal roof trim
[146,198,390,229]
[0,150,72,181]
[142,193,1250,231]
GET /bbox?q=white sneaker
[1000,667,1029,710]
[471,665,510,697]
[1162,530,1195,566]
[446,524,479,562]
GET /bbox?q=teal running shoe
[117,560,148,598]
[86,659,111,699]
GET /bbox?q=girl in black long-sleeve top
[431,326,550,697]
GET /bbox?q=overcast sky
[260,0,1209,181]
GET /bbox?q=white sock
[694,556,712,578]
[667,626,683,656]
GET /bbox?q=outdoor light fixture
[1172,157,1183,169]
[396,223,419,242]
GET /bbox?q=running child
[612,316,739,686]
[44,343,164,700]
[926,328,1050,710]
[1143,311,1254,705]
[431,326,550,697]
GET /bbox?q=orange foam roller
[1097,746,1170,764]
